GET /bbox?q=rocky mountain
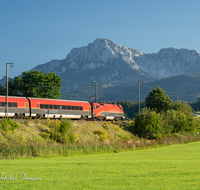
[33,38,200,78]
[32,38,158,97]
[134,48,200,77]
[30,38,200,100]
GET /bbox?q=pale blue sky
[1,0,200,78]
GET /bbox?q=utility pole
[91,82,97,102]
[174,91,179,102]
[5,63,14,118]
[138,80,144,114]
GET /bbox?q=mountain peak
[31,38,200,87]
[96,38,112,41]
[95,38,115,45]
[157,47,200,55]
[92,38,116,49]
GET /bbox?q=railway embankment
[0,118,200,159]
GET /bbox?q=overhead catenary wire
[0,75,191,94]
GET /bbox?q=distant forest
[117,100,200,120]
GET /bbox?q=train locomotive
[0,96,125,121]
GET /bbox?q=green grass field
[1,142,200,190]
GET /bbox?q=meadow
[1,141,200,190]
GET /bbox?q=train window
[53,105,57,109]
[49,105,53,109]
[44,104,49,109]
[40,104,44,109]
[0,102,17,107]
[8,102,17,107]
[94,106,99,109]
[0,102,5,107]
[78,106,83,110]
[72,106,75,110]
[62,106,67,110]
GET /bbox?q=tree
[173,101,193,116]
[145,86,173,113]
[8,71,62,99]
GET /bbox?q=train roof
[0,95,26,99]
[0,95,89,103]
[28,97,89,103]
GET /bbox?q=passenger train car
[0,96,125,121]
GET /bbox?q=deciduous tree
[8,71,62,99]
[145,86,173,113]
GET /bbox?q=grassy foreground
[1,141,200,190]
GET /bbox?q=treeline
[117,101,145,119]
[190,101,200,112]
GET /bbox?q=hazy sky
[1,0,200,78]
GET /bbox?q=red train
[0,96,125,121]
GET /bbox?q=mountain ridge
[1,38,200,102]
[32,38,200,78]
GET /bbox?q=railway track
[3,118,126,125]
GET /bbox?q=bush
[68,133,78,143]
[97,130,110,141]
[47,119,72,143]
[102,122,109,130]
[42,132,50,139]
[130,108,164,139]
[161,102,199,133]
[0,118,19,132]
[59,119,71,135]
[163,110,198,133]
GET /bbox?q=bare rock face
[31,38,200,95]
